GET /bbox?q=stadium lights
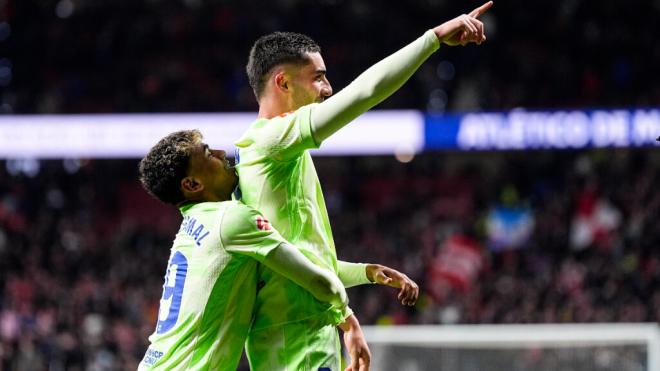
[0,109,658,159]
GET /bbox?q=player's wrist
[340,305,353,323]
[338,313,360,332]
[365,264,380,283]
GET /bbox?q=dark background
[1,1,659,370]
[5,0,660,114]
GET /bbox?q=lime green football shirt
[235,104,342,331]
[138,201,285,371]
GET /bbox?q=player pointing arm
[311,1,493,142]
[238,4,492,370]
[313,1,493,312]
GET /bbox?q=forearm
[311,29,440,142]
[263,242,349,312]
[337,260,372,288]
[338,313,361,332]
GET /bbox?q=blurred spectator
[4,148,657,369]
[4,0,660,114]
[2,3,660,368]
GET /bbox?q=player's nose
[321,78,333,97]
[212,149,226,159]
[323,82,333,97]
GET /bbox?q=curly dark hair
[138,129,202,205]
[246,31,321,99]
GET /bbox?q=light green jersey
[235,104,340,333]
[234,29,441,369]
[138,201,285,371]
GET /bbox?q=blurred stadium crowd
[2,0,660,370]
[5,0,660,114]
[1,149,658,370]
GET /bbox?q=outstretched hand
[434,1,493,46]
[366,264,419,306]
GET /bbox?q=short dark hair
[246,31,321,99]
[138,130,202,205]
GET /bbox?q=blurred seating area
[0,149,658,370]
[5,0,660,114]
[3,0,660,369]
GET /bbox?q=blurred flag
[427,235,484,303]
[570,188,622,250]
[485,205,535,251]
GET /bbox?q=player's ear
[181,176,204,196]
[274,71,289,92]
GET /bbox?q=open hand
[366,264,419,306]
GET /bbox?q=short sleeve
[253,104,321,161]
[220,203,286,261]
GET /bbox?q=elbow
[313,276,342,304]
[347,76,380,106]
[357,82,379,106]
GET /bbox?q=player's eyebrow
[315,69,327,75]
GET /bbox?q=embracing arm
[337,260,371,288]
[263,242,351,318]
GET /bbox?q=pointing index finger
[469,1,493,18]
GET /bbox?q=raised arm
[311,1,492,143]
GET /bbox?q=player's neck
[176,192,231,208]
[257,95,294,119]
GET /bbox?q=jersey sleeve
[252,104,320,161]
[310,30,439,143]
[220,203,286,261]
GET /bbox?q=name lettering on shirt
[180,215,210,246]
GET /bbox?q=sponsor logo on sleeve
[255,216,272,231]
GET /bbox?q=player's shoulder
[240,104,317,135]
[182,201,249,223]
[234,104,319,159]
[221,201,260,224]
[270,103,317,123]
[180,200,226,215]
[222,200,250,211]
[220,201,274,237]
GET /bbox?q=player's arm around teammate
[137,130,353,370]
